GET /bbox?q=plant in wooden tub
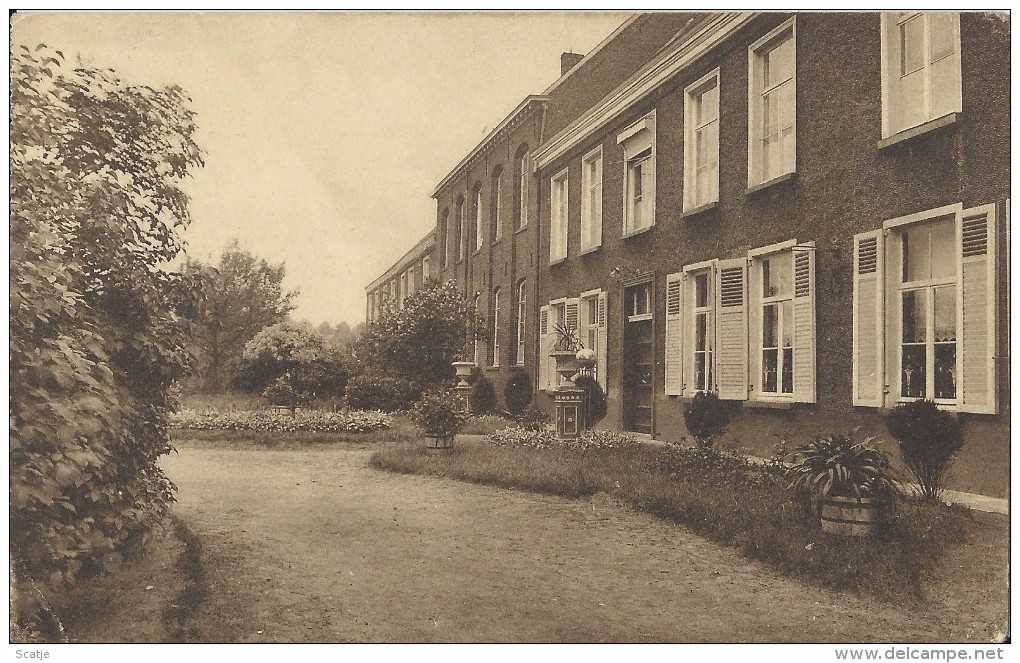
[786,429,899,537]
[409,387,468,449]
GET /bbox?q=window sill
[515,225,528,235]
[878,113,958,150]
[549,256,567,267]
[746,172,795,196]
[621,224,654,240]
[491,237,502,247]
[681,201,719,219]
[580,244,602,257]
[742,399,793,410]
[485,365,501,372]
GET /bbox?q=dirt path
[160,444,1006,643]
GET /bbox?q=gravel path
[160,444,1007,643]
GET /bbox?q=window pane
[779,81,795,131]
[929,13,955,62]
[901,345,926,398]
[695,273,709,308]
[782,346,794,394]
[781,126,795,174]
[762,349,778,393]
[934,342,957,399]
[763,253,792,297]
[902,225,930,282]
[900,16,924,76]
[696,313,707,352]
[763,91,780,136]
[763,303,778,347]
[695,352,707,391]
[765,37,794,86]
[933,285,956,342]
[699,84,718,124]
[902,290,926,343]
[929,218,955,279]
[782,300,794,348]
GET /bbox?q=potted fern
[786,428,898,536]
[409,388,468,449]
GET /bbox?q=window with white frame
[853,203,997,413]
[748,18,796,187]
[684,69,720,211]
[618,112,656,235]
[580,290,608,390]
[491,288,500,367]
[441,210,450,268]
[517,150,530,230]
[474,187,483,252]
[550,168,569,263]
[516,280,526,365]
[492,168,502,241]
[757,251,794,395]
[581,147,603,251]
[398,273,406,307]
[405,267,415,298]
[422,256,430,282]
[880,13,961,138]
[690,269,715,393]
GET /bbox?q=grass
[370,438,972,602]
[458,413,516,435]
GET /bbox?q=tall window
[748,18,796,186]
[550,169,568,263]
[517,149,530,230]
[516,280,527,365]
[618,113,655,235]
[456,197,465,261]
[474,187,483,252]
[758,251,794,395]
[581,147,603,251]
[491,288,500,367]
[422,255,430,282]
[441,209,450,268]
[881,13,961,138]
[405,267,415,299]
[684,69,720,211]
[691,271,714,392]
[492,168,502,241]
[899,217,957,400]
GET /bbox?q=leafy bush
[658,444,783,490]
[471,375,497,415]
[574,375,607,428]
[786,429,898,500]
[488,427,637,452]
[517,403,551,431]
[682,391,730,448]
[170,409,391,433]
[886,400,964,502]
[11,46,202,595]
[261,375,309,410]
[408,388,467,437]
[346,374,416,412]
[504,372,533,415]
[234,321,350,398]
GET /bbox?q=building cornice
[532,12,758,172]
[366,229,436,292]
[431,95,549,199]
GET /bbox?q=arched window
[491,288,501,367]
[515,279,527,365]
[473,183,484,252]
[455,196,466,261]
[491,165,503,241]
[440,208,450,268]
[514,146,530,230]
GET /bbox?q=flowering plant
[575,348,596,363]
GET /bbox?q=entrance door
[622,281,654,434]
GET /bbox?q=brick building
[366,12,1009,496]
[365,230,435,323]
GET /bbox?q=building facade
[365,12,1009,496]
[365,230,435,324]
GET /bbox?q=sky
[11,11,630,326]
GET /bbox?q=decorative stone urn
[550,350,580,389]
[452,360,476,388]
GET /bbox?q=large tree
[186,243,295,391]
[10,45,203,599]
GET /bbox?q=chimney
[560,52,584,76]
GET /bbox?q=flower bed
[488,427,638,451]
[170,409,392,433]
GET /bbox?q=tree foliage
[185,243,295,391]
[235,321,349,401]
[353,279,485,388]
[10,45,203,591]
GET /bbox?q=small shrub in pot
[409,388,468,440]
[885,400,964,502]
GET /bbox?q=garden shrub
[11,47,202,596]
[470,375,497,414]
[517,403,551,431]
[346,374,417,412]
[683,391,730,449]
[885,400,964,502]
[234,321,350,398]
[504,372,533,415]
[170,409,391,433]
[408,388,468,436]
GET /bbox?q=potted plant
[786,428,898,537]
[550,322,583,387]
[409,388,468,449]
[885,400,964,503]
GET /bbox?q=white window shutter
[539,305,550,390]
[715,257,748,401]
[792,244,817,404]
[565,298,580,333]
[958,205,997,414]
[664,272,684,396]
[597,291,608,392]
[852,231,886,407]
